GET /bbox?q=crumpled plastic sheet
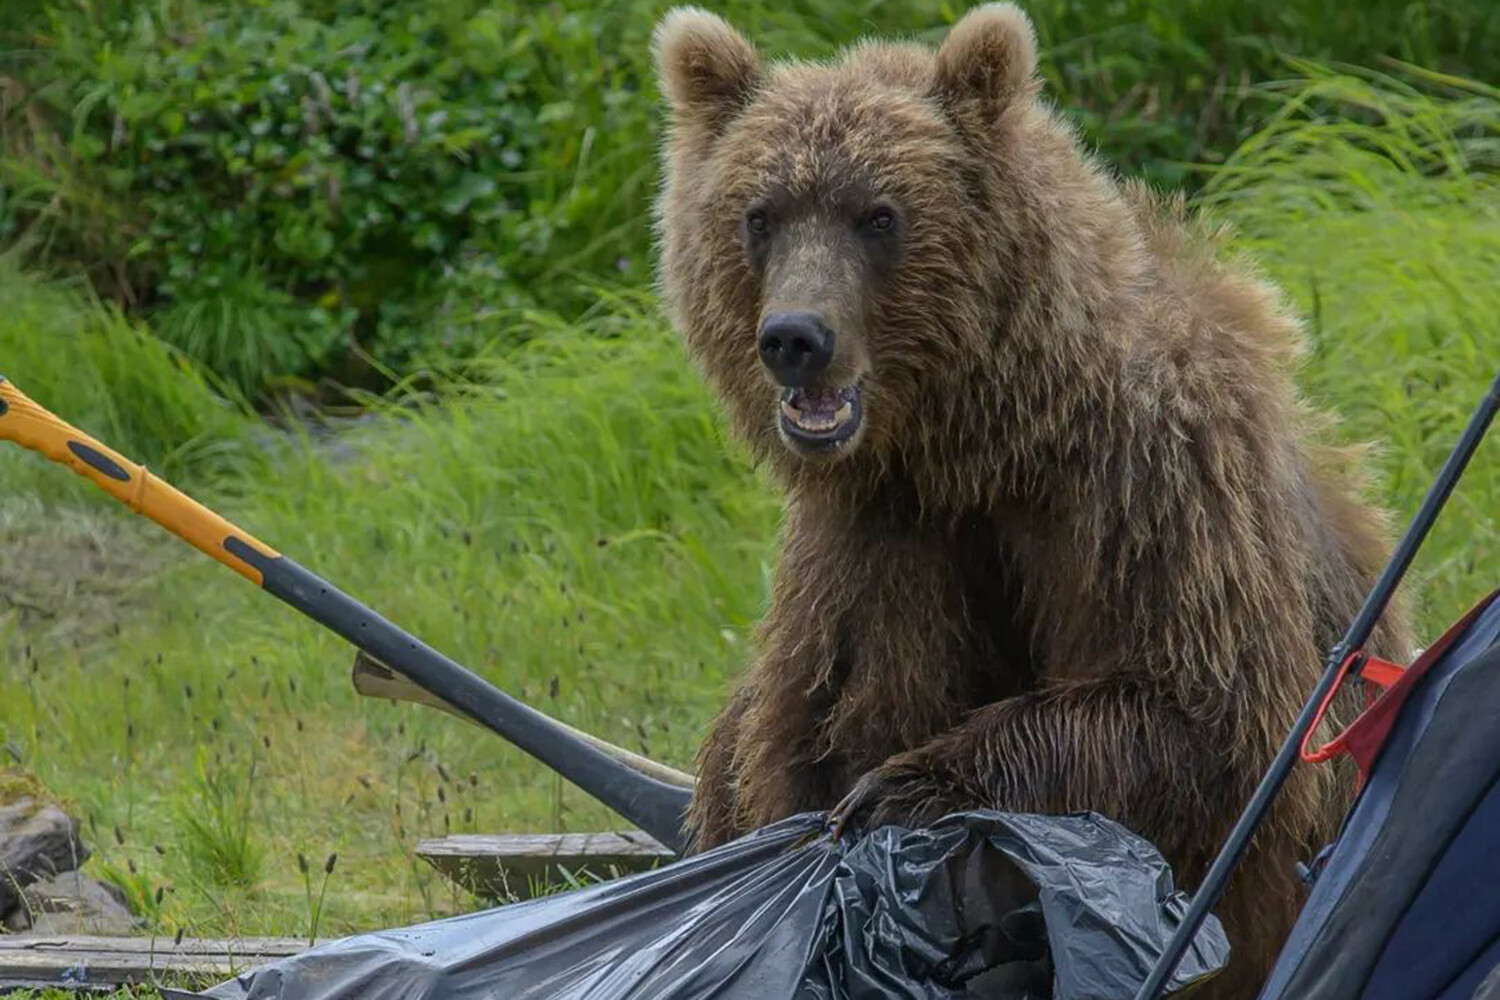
[177,811,1227,1000]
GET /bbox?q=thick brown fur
[652,5,1411,996]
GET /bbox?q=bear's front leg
[726,502,987,836]
[685,682,753,851]
[825,674,1326,998]
[826,674,1246,870]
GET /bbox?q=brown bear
[652,5,1412,996]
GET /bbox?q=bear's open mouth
[779,384,862,449]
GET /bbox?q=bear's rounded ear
[654,7,761,135]
[933,3,1039,119]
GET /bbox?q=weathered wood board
[0,934,310,990]
[417,830,675,901]
[2,833,678,986]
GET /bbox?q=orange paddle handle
[0,376,279,585]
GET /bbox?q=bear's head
[654,4,1074,487]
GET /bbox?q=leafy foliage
[1200,66,1500,623]
[3,0,1497,398]
[3,0,659,397]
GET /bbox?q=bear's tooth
[833,402,853,424]
[799,411,834,430]
[780,400,801,422]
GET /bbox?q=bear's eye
[867,207,896,233]
[746,209,770,235]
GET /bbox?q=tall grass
[1203,66,1500,629]
[0,257,262,656]
[0,292,778,935]
[0,255,255,496]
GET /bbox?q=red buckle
[1300,651,1367,765]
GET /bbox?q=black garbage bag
[177,811,1227,1000]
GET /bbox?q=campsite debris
[0,797,89,915]
[198,812,1230,1000]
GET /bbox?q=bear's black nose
[758,312,835,386]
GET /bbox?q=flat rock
[9,871,141,936]
[0,798,88,915]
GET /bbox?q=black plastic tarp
[177,811,1228,1000]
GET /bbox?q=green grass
[0,67,1495,985]
[0,253,255,496]
[1199,65,1500,623]
[0,286,778,938]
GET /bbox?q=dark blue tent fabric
[1361,767,1500,1000]
[1259,593,1500,1000]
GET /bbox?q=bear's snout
[758,311,835,387]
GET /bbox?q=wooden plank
[0,934,310,989]
[351,652,697,789]
[417,830,674,901]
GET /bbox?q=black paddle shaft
[224,540,692,854]
[1134,368,1500,1000]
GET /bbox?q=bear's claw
[826,768,889,840]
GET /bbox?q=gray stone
[13,870,142,936]
[1,905,27,933]
[0,797,89,915]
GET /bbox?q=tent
[1257,590,1500,1000]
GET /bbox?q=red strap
[1299,652,1407,791]
[1359,656,1406,689]
[1299,589,1499,780]
[1300,651,1366,765]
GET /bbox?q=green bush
[3,0,661,398]
[2,0,1496,399]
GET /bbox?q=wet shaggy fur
[652,5,1412,995]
